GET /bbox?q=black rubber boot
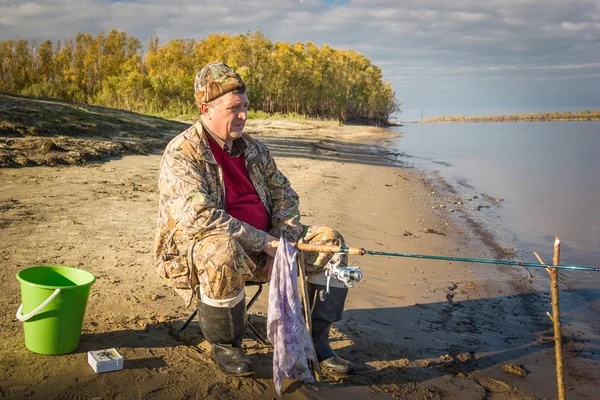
[308,283,354,375]
[197,295,253,376]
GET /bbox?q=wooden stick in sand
[297,253,322,381]
[534,236,566,400]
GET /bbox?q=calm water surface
[388,122,600,290]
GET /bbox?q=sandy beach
[1,117,599,399]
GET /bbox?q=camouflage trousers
[193,226,347,300]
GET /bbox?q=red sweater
[207,135,270,232]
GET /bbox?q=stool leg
[245,283,269,345]
[177,310,198,337]
[247,320,268,344]
[246,284,263,310]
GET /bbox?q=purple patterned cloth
[267,238,315,395]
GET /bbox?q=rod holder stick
[297,252,321,380]
[535,244,566,400]
[549,237,566,400]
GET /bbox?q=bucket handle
[16,289,61,322]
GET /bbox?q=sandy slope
[1,118,599,399]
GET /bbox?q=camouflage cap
[194,62,246,105]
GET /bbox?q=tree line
[0,30,400,124]
[420,110,600,124]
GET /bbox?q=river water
[387,122,600,293]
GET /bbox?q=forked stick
[534,237,566,400]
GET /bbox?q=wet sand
[1,119,599,399]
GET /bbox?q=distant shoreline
[418,110,600,124]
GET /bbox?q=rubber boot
[197,294,253,376]
[308,283,354,375]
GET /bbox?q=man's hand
[262,234,278,258]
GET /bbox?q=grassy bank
[420,109,600,123]
[0,93,188,167]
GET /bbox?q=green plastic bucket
[16,265,96,355]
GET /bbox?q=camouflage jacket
[154,121,302,301]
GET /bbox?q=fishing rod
[267,241,600,272]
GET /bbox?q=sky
[1,0,600,120]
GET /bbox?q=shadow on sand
[76,287,600,394]
[260,135,411,168]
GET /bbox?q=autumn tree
[0,30,400,124]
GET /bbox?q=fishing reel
[324,255,363,294]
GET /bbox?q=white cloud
[452,11,489,22]
[560,21,590,31]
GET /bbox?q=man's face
[204,92,249,143]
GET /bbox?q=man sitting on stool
[154,62,353,376]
